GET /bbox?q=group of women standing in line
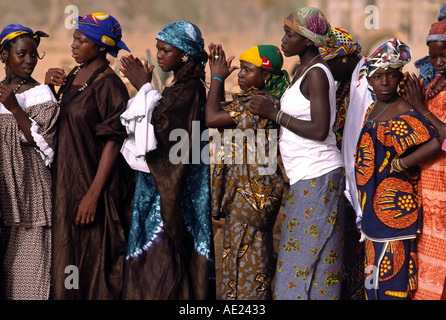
[0,4,445,301]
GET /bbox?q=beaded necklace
[57,60,110,106]
[0,77,28,94]
[426,74,446,100]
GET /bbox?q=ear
[263,71,272,83]
[1,50,8,64]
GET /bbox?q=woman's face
[367,67,402,102]
[3,37,38,79]
[156,40,184,73]
[428,41,446,75]
[237,61,269,91]
[71,30,102,64]
[281,25,308,57]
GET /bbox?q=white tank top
[279,63,344,184]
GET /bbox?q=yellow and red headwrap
[239,45,290,98]
[319,27,361,61]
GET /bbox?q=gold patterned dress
[211,88,284,300]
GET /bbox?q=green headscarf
[239,45,290,98]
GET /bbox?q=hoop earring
[182,54,189,63]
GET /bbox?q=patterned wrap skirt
[274,167,344,300]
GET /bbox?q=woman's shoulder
[18,84,57,106]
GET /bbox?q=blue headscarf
[156,20,207,66]
[0,23,48,52]
[75,12,130,58]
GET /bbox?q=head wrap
[75,12,130,58]
[283,7,336,48]
[366,38,411,77]
[156,20,207,66]
[426,20,446,44]
[0,24,48,52]
[438,4,446,21]
[319,27,361,61]
[239,45,290,98]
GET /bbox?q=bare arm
[249,67,331,141]
[75,139,121,227]
[205,43,238,128]
[0,84,36,147]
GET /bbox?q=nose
[434,57,444,68]
[381,74,390,86]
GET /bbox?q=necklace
[293,55,320,84]
[366,95,398,122]
[0,77,28,93]
[426,74,446,100]
[57,60,110,106]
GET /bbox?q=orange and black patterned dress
[355,106,438,300]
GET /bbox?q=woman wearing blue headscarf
[0,23,59,300]
[119,20,215,300]
[46,12,135,300]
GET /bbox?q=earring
[182,54,189,63]
[4,66,7,70]
[342,56,348,64]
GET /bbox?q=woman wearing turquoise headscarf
[0,24,59,300]
[46,12,135,300]
[119,20,215,300]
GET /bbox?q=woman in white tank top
[249,7,345,300]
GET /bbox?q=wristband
[211,75,224,83]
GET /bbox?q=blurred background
[0,0,444,94]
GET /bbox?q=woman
[0,24,59,300]
[404,19,446,300]
[319,27,372,300]
[356,38,440,300]
[46,12,135,300]
[206,43,288,300]
[249,7,344,300]
[119,20,215,300]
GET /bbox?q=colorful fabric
[355,105,438,300]
[239,45,290,99]
[212,88,284,300]
[415,56,437,88]
[365,238,417,300]
[412,90,446,300]
[0,24,48,51]
[427,20,446,43]
[366,38,411,77]
[156,20,207,66]
[319,27,361,61]
[439,4,446,21]
[273,168,344,300]
[76,12,130,58]
[283,7,335,47]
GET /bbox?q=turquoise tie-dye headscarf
[156,20,207,66]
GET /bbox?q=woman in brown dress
[46,12,135,299]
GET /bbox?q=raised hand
[120,54,155,91]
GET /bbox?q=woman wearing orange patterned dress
[355,38,440,300]
[404,20,446,300]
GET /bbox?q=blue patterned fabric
[156,20,207,66]
[126,163,213,262]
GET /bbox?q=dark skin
[403,41,446,143]
[0,37,41,147]
[367,67,441,169]
[249,25,331,141]
[205,42,272,128]
[45,30,121,227]
[119,40,186,91]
